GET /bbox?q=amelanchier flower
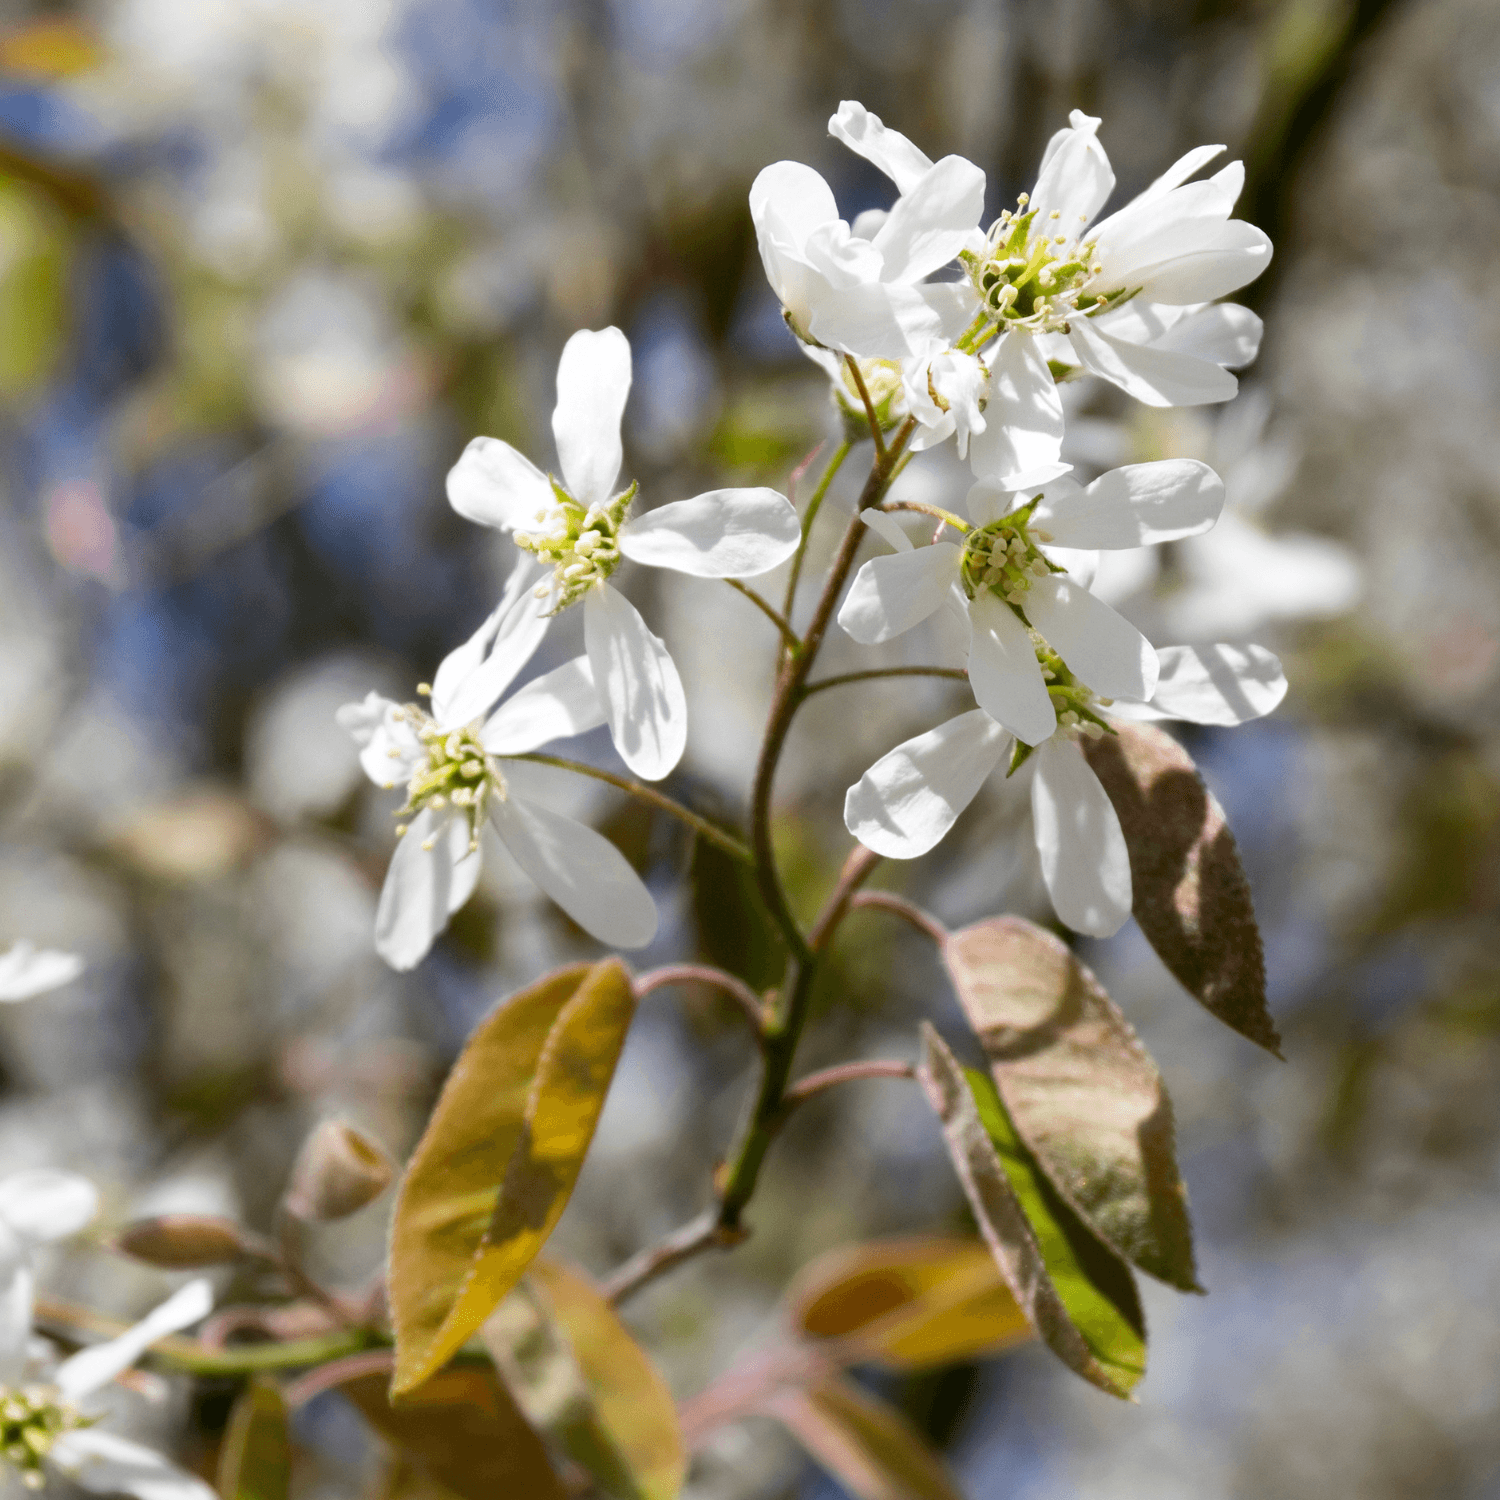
[838,458,1225,747]
[750,101,985,361]
[845,642,1287,935]
[0,947,83,1004]
[447,327,800,782]
[339,558,657,971]
[0,1170,215,1498]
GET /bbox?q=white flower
[338,559,657,970]
[0,948,83,1004]
[903,348,988,458]
[749,101,985,360]
[838,459,1225,746]
[844,642,1287,935]
[447,327,800,781]
[0,1171,215,1499]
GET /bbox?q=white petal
[584,586,686,782]
[482,657,605,755]
[56,1280,213,1403]
[916,279,982,343]
[0,1219,31,1383]
[968,334,1071,488]
[1131,220,1274,305]
[618,488,800,578]
[1031,737,1132,938]
[446,436,555,534]
[373,810,480,972]
[431,558,551,727]
[49,1429,217,1500]
[860,508,914,553]
[749,161,840,248]
[1032,459,1224,549]
[491,795,657,949]
[828,101,935,195]
[850,207,889,239]
[806,279,942,360]
[966,591,1057,746]
[1089,179,1241,283]
[845,710,1011,858]
[1028,110,1115,228]
[872,156,987,283]
[1109,643,1287,725]
[0,1171,98,1245]
[553,327,631,508]
[1068,315,1238,407]
[0,942,85,1002]
[1150,301,1263,368]
[1025,574,1159,700]
[1134,144,1226,205]
[338,693,424,789]
[837,544,960,644]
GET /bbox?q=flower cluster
[340,99,1287,967]
[748,102,1282,936]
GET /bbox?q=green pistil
[0,1385,87,1488]
[392,706,505,853]
[515,480,636,613]
[959,501,1064,607]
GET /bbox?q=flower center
[0,1385,84,1488]
[959,502,1061,605]
[392,704,506,853]
[960,195,1126,335]
[1038,648,1112,741]
[514,480,635,612]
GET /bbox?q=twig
[844,356,888,460]
[781,1059,916,1111]
[634,964,766,1036]
[602,1210,746,1307]
[848,891,950,945]
[284,1350,396,1408]
[799,666,968,700]
[512,755,753,864]
[879,499,969,532]
[724,579,801,652]
[781,440,853,664]
[808,844,883,952]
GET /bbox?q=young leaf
[339,1367,566,1500]
[788,1237,1032,1370]
[942,916,1200,1293]
[763,1376,965,1500]
[1083,724,1280,1056]
[916,1024,1146,1399]
[531,1261,686,1500]
[218,1379,290,1500]
[388,960,636,1397]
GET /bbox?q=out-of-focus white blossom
[0,947,83,1005]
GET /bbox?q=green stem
[843,357,888,460]
[799,666,969,700]
[511,754,753,864]
[724,578,801,651]
[879,499,969,533]
[780,439,853,660]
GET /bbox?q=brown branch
[601,1210,747,1307]
[808,844,883,952]
[634,964,766,1036]
[799,666,968,700]
[284,1350,396,1409]
[781,1059,916,1110]
[848,891,950,945]
[724,578,801,651]
[844,355,887,459]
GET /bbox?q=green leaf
[917,1024,1146,1399]
[340,1368,566,1500]
[764,1376,965,1500]
[388,960,636,1396]
[531,1261,686,1500]
[788,1236,1032,1370]
[1083,724,1280,1056]
[943,915,1200,1293]
[217,1380,290,1500]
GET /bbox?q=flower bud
[283,1121,396,1222]
[113,1214,251,1268]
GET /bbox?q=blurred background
[1,0,1498,1495]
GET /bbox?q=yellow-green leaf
[765,1376,964,1500]
[340,1368,566,1500]
[788,1236,1032,1370]
[943,916,1200,1292]
[0,179,70,398]
[1084,723,1279,1056]
[917,1024,1146,1399]
[388,960,636,1396]
[532,1260,686,1500]
[218,1380,290,1500]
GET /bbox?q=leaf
[764,1376,964,1500]
[339,1368,566,1500]
[531,1261,686,1500]
[388,960,636,1397]
[788,1237,1032,1370]
[942,916,1200,1292]
[916,1024,1146,1399]
[218,1380,290,1500]
[1083,724,1280,1055]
